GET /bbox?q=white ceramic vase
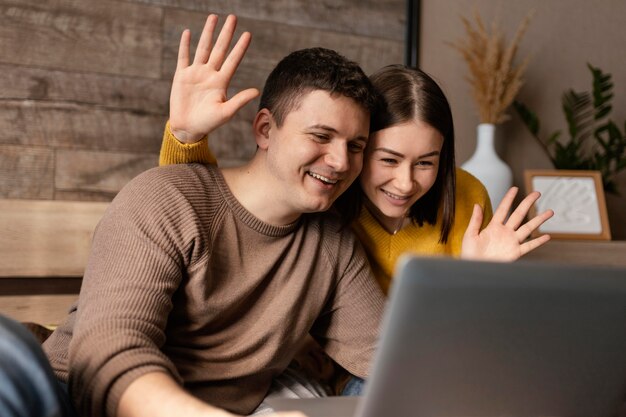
[461,123,513,208]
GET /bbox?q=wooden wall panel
[0,0,405,204]
[0,64,170,113]
[0,294,78,325]
[162,9,404,85]
[0,101,167,153]
[0,0,163,78]
[0,278,82,296]
[204,90,258,165]
[127,0,405,41]
[0,198,108,277]
[55,149,158,196]
[0,145,54,199]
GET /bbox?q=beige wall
[420,0,626,239]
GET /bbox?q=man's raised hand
[169,14,260,143]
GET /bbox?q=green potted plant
[514,64,626,194]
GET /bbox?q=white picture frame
[524,170,611,240]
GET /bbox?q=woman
[160,64,552,294]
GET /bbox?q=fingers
[515,209,554,240]
[193,14,218,65]
[223,88,260,118]
[176,29,191,71]
[505,190,541,230]
[464,204,484,239]
[492,187,519,224]
[184,14,246,71]
[207,14,238,70]
[221,31,253,80]
[519,233,551,256]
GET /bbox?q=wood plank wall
[0,0,405,202]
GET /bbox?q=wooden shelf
[522,240,626,268]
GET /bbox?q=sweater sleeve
[67,168,204,417]
[456,168,493,226]
[474,175,493,229]
[311,230,385,379]
[445,168,494,256]
[481,194,493,229]
[159,121,217,166]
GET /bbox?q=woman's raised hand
[461,187,554,261]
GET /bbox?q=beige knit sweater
[43,163,384,417]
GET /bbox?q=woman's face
[360,120,444,222]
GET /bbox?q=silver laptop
[270,256,626,417]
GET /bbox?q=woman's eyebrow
[374,147,404,158]
[374,148,440,159]
[416,150,440,158]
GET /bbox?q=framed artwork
[524,170,611,240]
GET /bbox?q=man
[39,14,384,417]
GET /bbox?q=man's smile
[307,171,339,185]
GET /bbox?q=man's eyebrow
[307,124,368,142]
[374,147,440,158]
[306,124,338,133]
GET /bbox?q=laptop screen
[359,256,626,417]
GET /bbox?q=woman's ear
[253,109,272,150]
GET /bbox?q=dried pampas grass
[449,10,533,124]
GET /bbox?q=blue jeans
[341,376,366,396]
[0,315,76,417]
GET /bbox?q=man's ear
[253,109,272,150]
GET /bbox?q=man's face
[264,90,370,220]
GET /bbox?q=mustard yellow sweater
[160,124,492,295]
[159,121,217,166]
[351,169,492,294]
